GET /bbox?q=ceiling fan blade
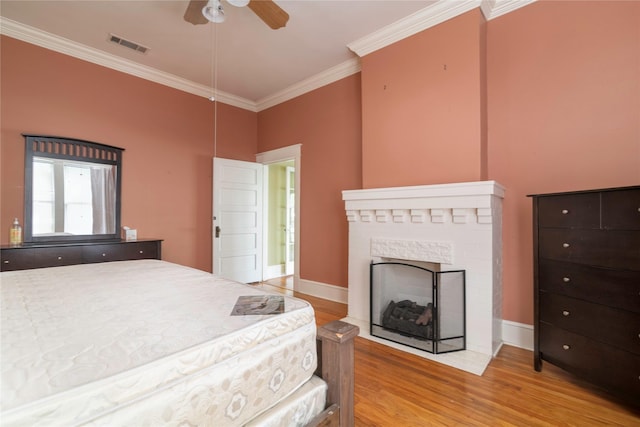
[184,0,209,25]
[248,0,289,30]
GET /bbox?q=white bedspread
[1,260,317,426]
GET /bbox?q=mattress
[0,260,319,426]
[245,375,327,427]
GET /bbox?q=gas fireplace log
[381,300,434,340]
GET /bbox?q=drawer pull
[562,243,570,248]
[102,253,107,257]
[562,344,571,350]
[3,260,9,264]
[57,256,63,260]
[139,250,144,254]
[562,277,571,283]
[561,209,569,214]
[562,310,570,316]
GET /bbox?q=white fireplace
[342,181,505,375]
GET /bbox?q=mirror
[23,135,123,244]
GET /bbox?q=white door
[213,157,263,283]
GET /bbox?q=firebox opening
[370,261,466,354]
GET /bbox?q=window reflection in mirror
[32,157,117,236]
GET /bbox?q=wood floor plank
[257,277,640,425]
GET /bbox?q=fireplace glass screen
[370,261,465,354]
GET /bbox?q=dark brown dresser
[530,186,640,402]
[0,239,162,272]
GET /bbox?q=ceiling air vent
[108,34,149,54]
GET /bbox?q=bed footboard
[312,320,359,427]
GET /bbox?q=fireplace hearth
[370,261,465,354]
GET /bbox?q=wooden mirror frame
[23,134,124,244]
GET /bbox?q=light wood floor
[256,278,640,426]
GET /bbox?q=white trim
[480,0,537,20]
[255,59,361,111]
[298,279,348,305]
[343,180,506,203]
[348,0,537,58]
[256,144,302,164]
[501,320,534,351]
[263,264,285,281]
[0,17,257,112]
[348,0,482,57]
[2,0,536,112]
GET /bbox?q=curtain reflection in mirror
[91,166,116,234]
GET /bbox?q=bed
[0,259,357,426]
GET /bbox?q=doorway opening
[263,160,295,281]
[256,144,301,290]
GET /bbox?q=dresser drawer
[4,246,97,270]
[601,188,640,230]
[538,259,640,313]
[82,241,161,263]
[537,193,600,228]
[122,241,160,260]
[1,248,36,271]
[539,228,640,270]
[83,243,129,263]
[540,292,640,355]
[539,323,640,397]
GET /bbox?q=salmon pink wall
[0,36,257,272]
[257,75,362,288]
[361,9,487,188]
[358,1,638,327]
[487,1,640,324]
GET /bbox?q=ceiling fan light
[227,0,250,7]
[203,0,225,23]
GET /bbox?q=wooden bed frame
[310,320,359,427]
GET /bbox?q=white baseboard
[296,278,348,304]
[501,320,534,351]
[263,264,285,281]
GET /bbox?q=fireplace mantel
[343,180,505,202]
[342,180,505,375]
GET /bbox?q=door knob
[215,226,221,238]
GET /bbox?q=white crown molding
[480,0,537,20]
[0,17,257,112]
[2,0,534,112]
[255,58,361,112]
[347,0,482,57]
[347,0,537,58]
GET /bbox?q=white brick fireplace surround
[342,181,505,375]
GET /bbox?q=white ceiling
[0,0,532,111]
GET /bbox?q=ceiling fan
[184,0,289,29]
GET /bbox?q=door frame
[256,144,301,284]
